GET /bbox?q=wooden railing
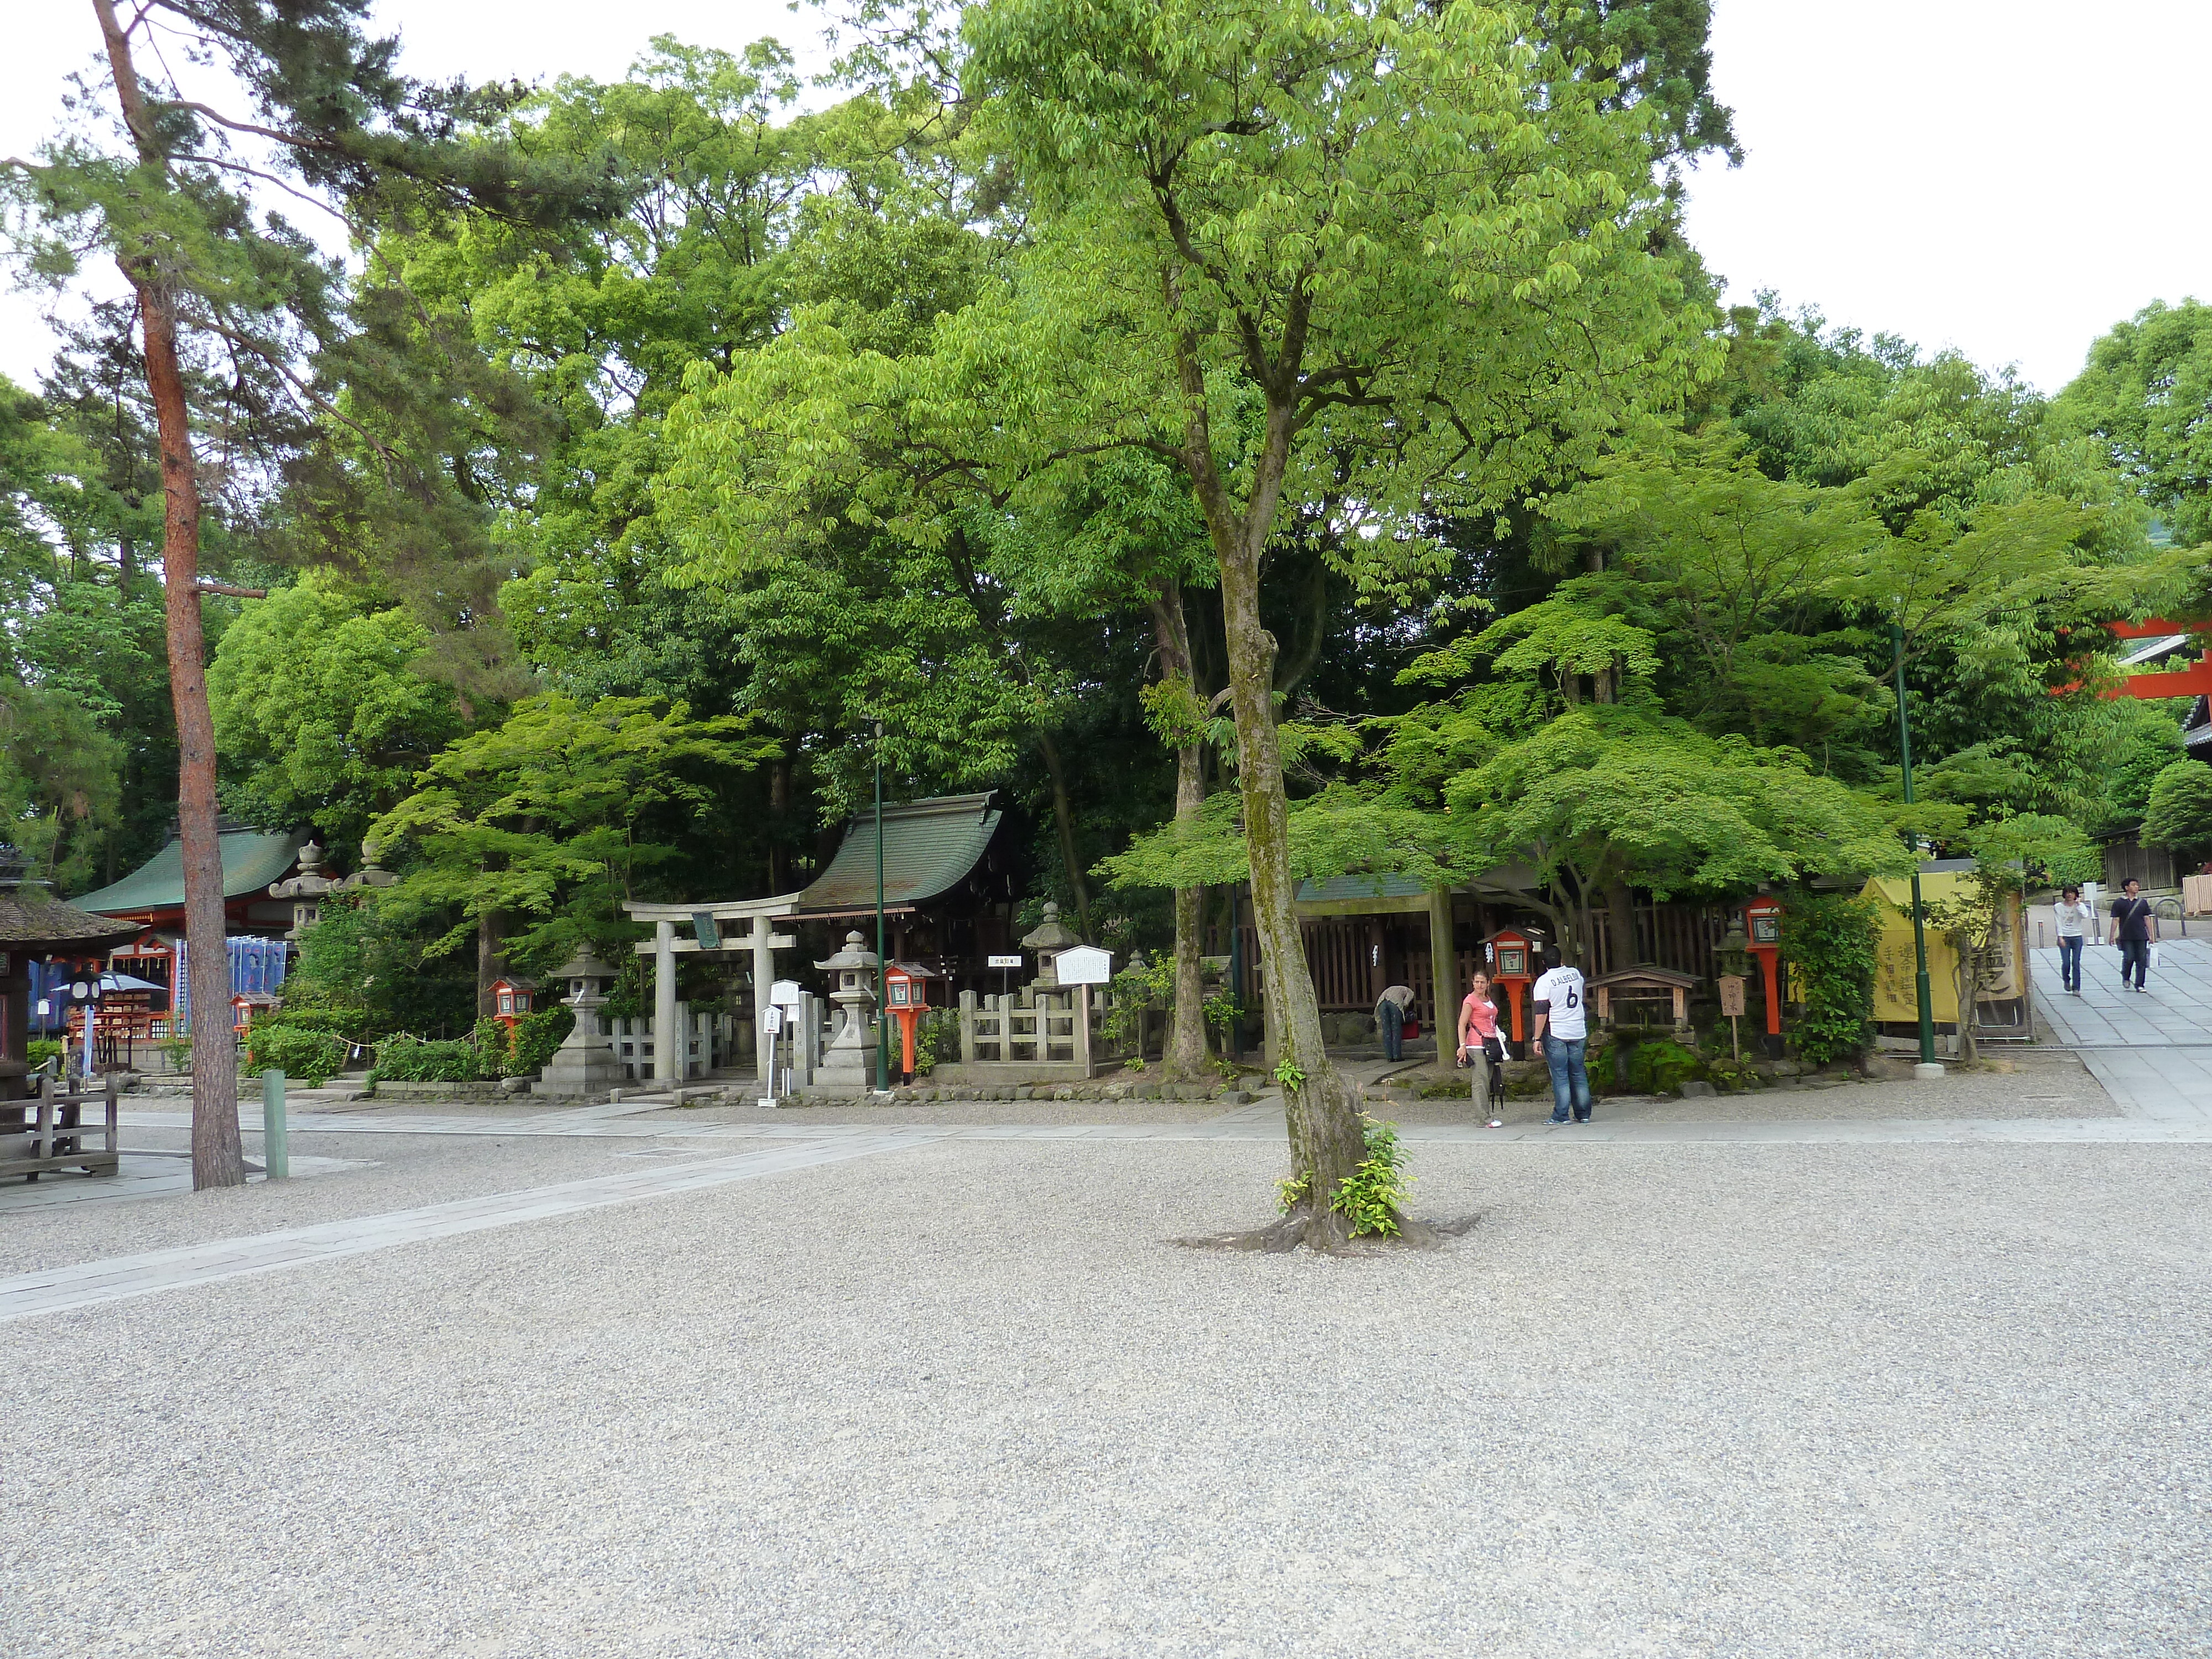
[2,1074,121,1181]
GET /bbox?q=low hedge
[371,1033,495,1084]
[244,1022,349,1087]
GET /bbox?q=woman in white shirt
[2053,884,2093,995]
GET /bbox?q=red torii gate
[2072,619,2212,698]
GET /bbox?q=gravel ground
[4,1135,2208,1657]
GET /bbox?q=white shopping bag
[2149,943,2163,973]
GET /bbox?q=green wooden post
[261,1067,288,1180]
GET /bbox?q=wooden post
[261,1068,288,1180]
[1427,887,1455,1068]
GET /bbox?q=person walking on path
[1457,970,1507,1129]
[1375,983,1415,1062]
[1531,946,1592,1124]
[2107,879,2158,992]
[2053,884,2094,994]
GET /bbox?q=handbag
[2150,943,2163,973]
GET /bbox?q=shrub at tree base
[1781,891,1883,1067]
[1328,1117,1415,1239]
[244,1022,348,1087]
[26,1038,62,1072]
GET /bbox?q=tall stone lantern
[1020,900,1083,986]
[268,840,337,939]
[813,929,881,1088]
[532,947,624,1097]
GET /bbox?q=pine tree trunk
[98,0,242,1189]
[1149,582,1209,1078]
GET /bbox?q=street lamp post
[1892,623,1937,1067]
[873,720,889,1092]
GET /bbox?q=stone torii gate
[622,894,801,1086]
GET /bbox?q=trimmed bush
[507,1006,575,1076]
[371,1034,493,1084]
[1781,890,1881,1066]
[244,1022,348,1087]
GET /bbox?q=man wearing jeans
[2108,879,2158,992]
[1531,945,1592,1124]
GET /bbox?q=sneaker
[1548,1114,1569,1125]
[1574,1114,1591,1124]
[1487,1117,1503,1129]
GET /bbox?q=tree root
[1175,1202,1483,1256]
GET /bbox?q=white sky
[1,1,2205,395]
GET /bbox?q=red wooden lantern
[883,961,940,1079]
[488,976,536,1037]
[1742,895,1785,1040]
[1483,926,1538,1049]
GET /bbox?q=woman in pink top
[1457,971,1507,1128]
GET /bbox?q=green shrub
[507,1005,575,1076]
[26,1037,62,1071]
[244,1021,348,1086]
[1329,1115,1415,1239]
[1782,890,1882,1066]
[1618,1036,1705,1095]
[251,1006,386,1046]
[371,1034,493,1084]
[911,1008,958,1074]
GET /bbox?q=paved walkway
[2032,938,2212,1119]
[0,1130,937,1322]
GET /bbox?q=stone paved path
[2032,937,2212,1119]
[0,1130,940,1322]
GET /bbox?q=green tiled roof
[796,794,1001,914]
[1296,872,1431,904]
[69,828,306,916]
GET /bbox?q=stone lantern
[813,929,881,1088]
[532,947,623,1097]
[268,839,337,939]
[1020,900,1083,986]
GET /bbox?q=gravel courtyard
[6,1130,2209,1657]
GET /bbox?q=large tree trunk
[1035,729,1092,940]
[1218,538,1364,1232]
[1149,581,1210,1078]
[99,0,242,1190]
[475,908,506,1020]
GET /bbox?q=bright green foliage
[2058,299,2212,550]
[2101,702,2188,829]
[1616,1035,1705,1093]
[1328,1116,1414,1238]
[282,891,474,1037]
[507,1005,577,1077]
[244,1022,348,1087]
[208,577,469,849]
[0,677,122,889]
[371,694,774,970]
[371,1034,496,1084]
[1448,707,1909,905]
[2142,760,2212,860]
[1779,891,1881,1066]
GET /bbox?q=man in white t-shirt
[1530,945,1592,1124]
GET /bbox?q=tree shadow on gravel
[1173,1211,1482,1256]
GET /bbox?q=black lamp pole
[874,720,889,1091]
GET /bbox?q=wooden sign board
[760,1005,784,1035]
[986,954,1023,969]
[1055,945,1114,985]
[1718,974,1747,1017]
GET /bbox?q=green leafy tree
[1778,891,1880,1067]
[370,695,775,995]
[670,0,1721,1244]
[2142,758,2212,863]
[2058,299,2212,550]
[2,0,614,1188]
[207,575,469,850]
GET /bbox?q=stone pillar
[752,917,778,1087]
[654,919,679,1083]
[1429,886,1457,1063]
